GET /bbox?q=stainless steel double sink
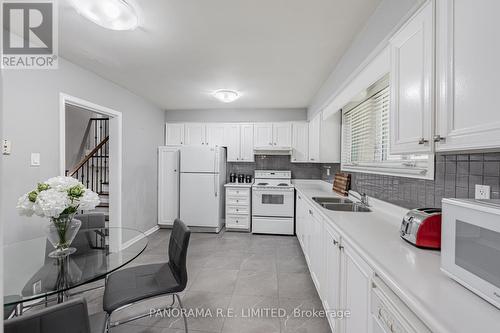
[312,197,371,212]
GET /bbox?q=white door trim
[59,93,123,249]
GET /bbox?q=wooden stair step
[97,203,109,208]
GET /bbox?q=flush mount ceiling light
[212,89,240,103]
[70,0,139,31]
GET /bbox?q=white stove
[253,170,293,188]
[251,170,294,235]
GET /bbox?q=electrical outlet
[475,185,491,200]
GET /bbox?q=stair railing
[67,118,110,196]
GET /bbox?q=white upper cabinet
[206,123,226,147]
[291,122,309,162]
[308,112,341,163]
[224,124,241,162]
[308,114,321,162]
[165,123,184,145]
[436,0,500,151]
[273,122,292,147]
[390,1,434,154]
[253,123,274,148]
[224,123,254,162]
[253,122,292,148]
[184,123,206,146]
[239,124,255,162]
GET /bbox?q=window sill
[341,161,435,180]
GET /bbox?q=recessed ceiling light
[212,89,240,103]
[70,0,139,31]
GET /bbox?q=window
[341,76,434,179]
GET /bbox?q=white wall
[165,108,307,123]
[1,66,4,328]
[307,0,420,119]
[65,105,98,170]
[1,58,165,246]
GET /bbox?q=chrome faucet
[360,193,369,207]
[351,191,370,207]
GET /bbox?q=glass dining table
[3,227,148,316]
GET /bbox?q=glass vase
[46,214,82,258]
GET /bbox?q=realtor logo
[1,0,58,69]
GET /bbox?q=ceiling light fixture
[212,89,240,103]
[70,0,139,31]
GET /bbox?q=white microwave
[441,198,500,308]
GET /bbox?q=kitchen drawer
[226,205,249,215]
[226,215,250,229]
[226,196,249,206]
[226,188,250,197]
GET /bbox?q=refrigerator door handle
[214,152,217,197]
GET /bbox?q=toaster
[400,208,442,249]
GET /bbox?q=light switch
[2,140,11,155]
[31,153,41,166]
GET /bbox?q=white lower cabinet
[341,241,373,333]
[158,146,180,226]
[296,193,309,263]
[225,185,251,231]
[324,224,342,332]
[309,208,324,295]
[296,192,374,333]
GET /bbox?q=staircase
[67,118,110,221]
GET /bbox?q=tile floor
[84,229,332,333]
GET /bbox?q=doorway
[59,94,122,249]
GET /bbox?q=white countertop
[293,180,500,333]
[224,182,253,188]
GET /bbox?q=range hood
[253,146,292,155]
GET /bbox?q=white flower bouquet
[17,176,100,257]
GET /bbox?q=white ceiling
[59,0,381,110]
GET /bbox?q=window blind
[342,80,430,177]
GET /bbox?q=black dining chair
[102,219,191,332]
[4,298,106,333]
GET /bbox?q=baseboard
[120,225,159,250]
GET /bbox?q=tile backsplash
[348,153,500,209]
[226,155,339,182]
[226,153,500,210]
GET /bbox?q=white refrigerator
[179,146,226,232]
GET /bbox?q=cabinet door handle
[308,209,313,215]
[333,239,338,246]
[310,158,315,161]
[418,138,428,145]
[433,135,446,142]
[268,142,272,146]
